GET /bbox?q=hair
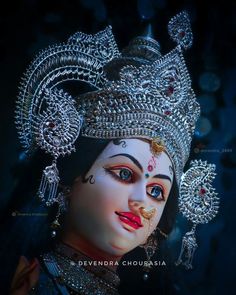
[0,135,179,294]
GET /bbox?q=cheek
[71,171,131,216]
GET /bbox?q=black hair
[0,135,179,294]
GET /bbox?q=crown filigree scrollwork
[33,89,83,157]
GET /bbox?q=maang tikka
[15,11,220,269]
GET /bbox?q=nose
[128,182,147,210]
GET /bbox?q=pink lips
[115,211,143,230]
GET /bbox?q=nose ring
[140,207,157,220]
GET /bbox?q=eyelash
[146,183,165,201]
[103,166,166,201]
[104,165,135,183]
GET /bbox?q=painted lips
[115,211,143,230]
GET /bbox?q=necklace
[42,243,120,295]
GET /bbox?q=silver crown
[15,11,198,184]
[15,25,120,153]
[79,46,200,183]
[15,11,219,269]
[76,11,198,184]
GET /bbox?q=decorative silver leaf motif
[179,160,219,224]
[168,11,193,49]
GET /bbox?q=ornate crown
[79,45,200,183]
[15,11,219,269]
[15,11,198,183]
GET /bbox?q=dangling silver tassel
[175,224,198,269]
[139,228,158,280]
[38,161,60,206]
[177,160,219,269]
[51,189,69,238]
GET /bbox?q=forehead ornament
[150,137,165,157]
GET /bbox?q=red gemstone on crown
[48,122,55,128]
[179,31,186,38]
[166,86,174,96]
[164,110,171,115]
[199,188,206,195]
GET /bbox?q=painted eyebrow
[152,174,172,183]
[108,153,143,172]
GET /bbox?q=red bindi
[148,165,153,172]
[147,156,157,173]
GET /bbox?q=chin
[107,235,137,256]
[107,245,126,256]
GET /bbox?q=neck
[61,229,122,271]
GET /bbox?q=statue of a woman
[8,11,219,295]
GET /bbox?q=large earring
[51,186,70,238]
[156,226,168,239]
[34,89,83,207]
[176,160,219,269]
[139,214,158,281]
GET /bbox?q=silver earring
[51,187,70,238]
[139,219,158,281]
[33,89,82,207]
[176,160,219,269]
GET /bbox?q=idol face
[69,138,174,256]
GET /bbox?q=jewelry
[176,160,219,269]
[139,217,158,281]
[150,137,165,156]
[35,90,82,206]
[15,11,198,186]
[42,243,120,295]
[140,207,157,220]
[156,227,168,239]
[51,187,70,238]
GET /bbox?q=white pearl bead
[51,230,57,238]
[143,273,149,281]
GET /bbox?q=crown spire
[168,10,193,49]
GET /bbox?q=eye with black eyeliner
[103,165,135,183]
[146,184,165,201]
[103,164,167,201]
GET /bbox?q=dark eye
[119,168,132,181]
[147,185,165,201]
[104,166,134,183]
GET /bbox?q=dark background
[0,0,236,294]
